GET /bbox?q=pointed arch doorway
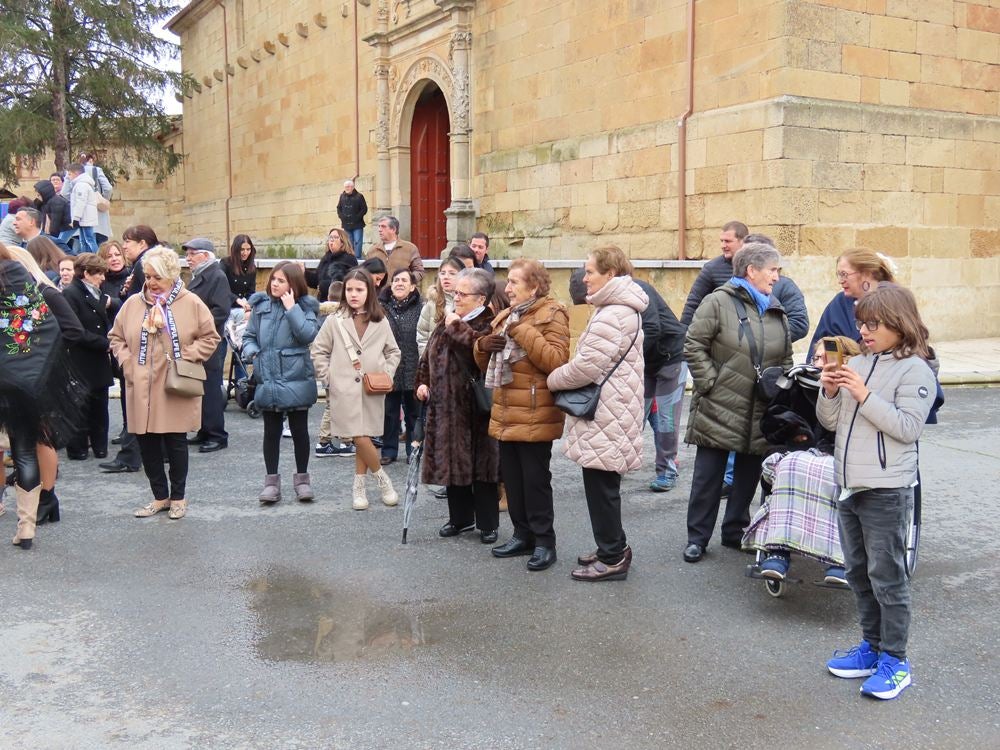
[409,84,450,260]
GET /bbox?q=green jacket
[684,284,793,455]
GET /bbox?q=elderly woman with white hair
[682,242,793,563]
[109,245,220,520]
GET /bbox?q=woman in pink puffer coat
[548,245,647,582]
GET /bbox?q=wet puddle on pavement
[246,570,437,664]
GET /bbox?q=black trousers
[686,445,763,547]
[447,482,500,532]
[381,389,418,460]
[581,467,628,564]
[67,386,110,456]
[8,425,40,490]
[137,432,188,500]
[114,377,142,470]
[197,345,228,443]
[262,409,310,474]
[499,440,556,548]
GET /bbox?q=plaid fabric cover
[742,449,844,565]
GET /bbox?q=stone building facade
[10,0,998,341]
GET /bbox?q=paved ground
[0,385,997,749]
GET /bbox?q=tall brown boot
[12,484,41,550]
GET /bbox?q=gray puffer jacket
[242,292,320,411]
[684,283,793,455]
[816,352,936,489]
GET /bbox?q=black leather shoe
[67,452,89,461]
[480,529,499,544]
[99,460,139,473]
[93,450,108,459]
[527,546,557,571]
[379,456,396,466]
[431,486,448,499]
[186,435,205,445]
[111,435,122,445]
[491,536,535,558]
[683,543,705,563]
[198,441,228,453]
[438,522,475,538]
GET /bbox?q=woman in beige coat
[547,246,647,582]
[109,246,220,520]
[312,268,401,510]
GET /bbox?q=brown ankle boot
[12,484,41,550]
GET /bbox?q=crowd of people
[0,191,941,699]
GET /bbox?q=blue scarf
[729,278,771,316]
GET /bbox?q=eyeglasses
[856,320,880,332]
[837,271,860,281]
[453,291,483,300]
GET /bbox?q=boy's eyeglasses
[856,320,881,332]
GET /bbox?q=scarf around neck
[138,278,183,365]
[484,297,535,389]
[730,277,771,316]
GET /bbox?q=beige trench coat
[311,312,400,438]
[109,286,220,434]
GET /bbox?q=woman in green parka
[682,243,793,563]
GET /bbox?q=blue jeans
[838,487,913,659]
[347,227,364,258]
[77,225,97,253]
[643,360,684,479]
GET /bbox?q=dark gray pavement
[1,386,997,748]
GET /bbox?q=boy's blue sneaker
[861,653,911,700]
[827,640,879,678]
[824,565,848,585]
[649,475,676,492]
[759,553,790,580]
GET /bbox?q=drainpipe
[216,0,234,244]
[354,0,361,179]
[677,0,696,260]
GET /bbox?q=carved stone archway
[366,0,475,248]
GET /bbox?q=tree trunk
[50,1,71,171]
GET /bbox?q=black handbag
[732,296,787,402]
[461,356,493,415]
[553,313,640,420]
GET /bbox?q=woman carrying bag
[311,268,400,510]
[109,246,220,520]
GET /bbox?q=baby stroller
[743,365,922,597]
[224,309,260,419]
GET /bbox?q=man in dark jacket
[635,279,687,492]
[680,221,809,342]
[336,180,368,259]
[33,180,73,252]
[184,238,234,452]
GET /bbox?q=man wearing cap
[336,179,368,259]
[184,238,234,452]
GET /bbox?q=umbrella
[401,402,428,544]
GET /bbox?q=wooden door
[410,86,450,259]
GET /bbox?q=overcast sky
[155,2,187,115]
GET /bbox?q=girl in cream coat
[312,268,400,510]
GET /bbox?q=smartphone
[822,337,844,368]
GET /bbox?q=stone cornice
[166,0,218,34]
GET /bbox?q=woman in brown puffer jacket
[475,259,569,572]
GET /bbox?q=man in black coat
[336,180,368,259]
[635,279,687,493]
[33,180,73,252]
[184,238,235,452]
[680,221,809,342]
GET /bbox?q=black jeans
[499,440,556,548]
[137,433,188,500]
[114,377,142,470]
[447,482,500,532]
[838,487,913,659]
[381,389,418,460]
[197,344,228,443]
[686,446,763,547]
[581,467,628,564]
[262,409,310,474]
[67,386,109,456]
